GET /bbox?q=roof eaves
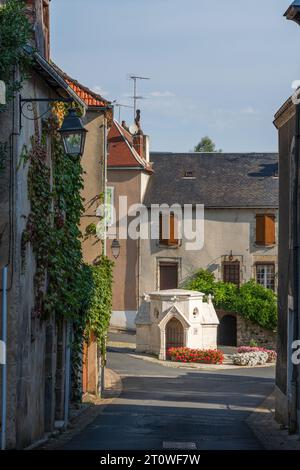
[24,45,88,111]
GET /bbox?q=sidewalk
[247,393,300,450]
[29,368,122,450]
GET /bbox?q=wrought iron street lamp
[111,239,121,259]
[58,108,87,157]
[19,97,88,157]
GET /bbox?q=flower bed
[167,347,224,364]
[232,351,268,367]
[237,346,277,363]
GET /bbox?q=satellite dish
[129,123,139,135]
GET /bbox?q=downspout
[103,116,107,257]
[291,103,300,433]
[100,114,108,396]
[1,265,8,450]
[63,320,71,425]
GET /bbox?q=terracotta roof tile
[51,62,110,108]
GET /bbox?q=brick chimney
[25,0,50,60]
[133,132,144,159]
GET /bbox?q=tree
[194,136,222,153]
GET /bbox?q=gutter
[23,45,88,114]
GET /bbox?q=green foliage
[0,0,32,110]
[86,256,114,357]
[236,280,277,331]
[185,269,277,331]
[194,136,222,153]
[22,115,113,399]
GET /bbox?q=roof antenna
[129,74,150,119]
[114,103,133,122]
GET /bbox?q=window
[256,263,275,290]
[159,212,179,246]
[183,171,195,179]
[256,214,275,246]
[223,261,240,287]
[159,262,178,290]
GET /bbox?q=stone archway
[218,315,237,346]
[165,317,184,356]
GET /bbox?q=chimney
[25,0,50,60]
[133,133,144,158]
[143,135,150,162]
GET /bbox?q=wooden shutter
[256,215,265,245]
[169,213,178,246]
[159,213,178,246]
[256,214,275,246]
[265,215,275,245]
[159,213,168,245]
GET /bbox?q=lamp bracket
[19,96,73,131]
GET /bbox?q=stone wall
[217,310,277,350]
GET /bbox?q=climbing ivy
[0,0,32,111]
[21,111,113,399]
[86,256,114,357]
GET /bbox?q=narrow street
[64,333,275,451]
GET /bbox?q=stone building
[107,121,279,349]
[0,0,111,448]
[51,65,113,397]
[272,0,300,436]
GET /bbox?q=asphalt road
[64,333,275,450]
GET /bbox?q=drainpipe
[1,265,8,450]
[100,115,108,397]
[63,320,71,425]
[291,103,300,433]
[103,116,108,257]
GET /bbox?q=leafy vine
[0,0,32,111]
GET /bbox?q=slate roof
[143,152,278,208]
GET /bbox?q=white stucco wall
[139,208,278,299]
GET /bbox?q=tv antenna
[115,103,133,122]
[129,75,150,118]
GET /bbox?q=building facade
[271,0,300,436]
[107,118,279,338]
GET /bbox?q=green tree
[194,136,222,153]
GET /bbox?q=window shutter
[169,213,178,246]
[265,215,275,245]
[256,215,265,245]
[159,213,178,246]
[256,214,275,246]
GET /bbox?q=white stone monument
[135,289,220,360]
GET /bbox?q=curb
[247,392,300,450]
[29,368,122,451]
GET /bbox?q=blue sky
[51,0,300,152]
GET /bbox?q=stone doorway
[218,314,237,346]
[166,317,184,355]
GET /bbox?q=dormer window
[183,171,195,179]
